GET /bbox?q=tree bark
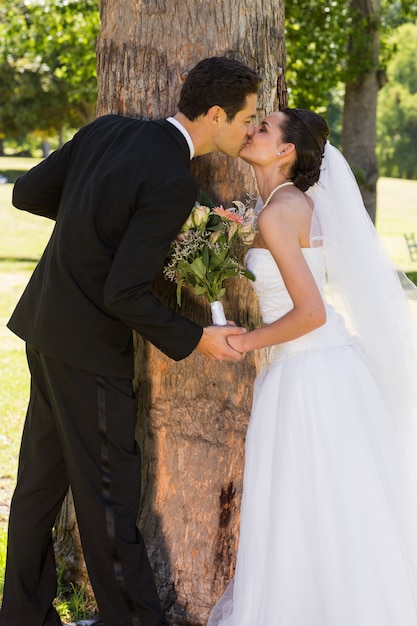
[96,0,286,207]
[55,1,286,624]
[342,0,381,223]
[132,278,266,624]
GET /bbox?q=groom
[0,57,260,626]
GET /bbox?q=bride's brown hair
[281,108,329,192]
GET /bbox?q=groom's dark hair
[178,56,260,122]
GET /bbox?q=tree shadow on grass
[0,257,40,264]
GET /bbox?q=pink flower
[212,206,243,224]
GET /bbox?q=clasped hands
[197,322,247,362]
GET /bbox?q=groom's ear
[206,105,227,126]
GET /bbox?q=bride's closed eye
[257,121,270,132]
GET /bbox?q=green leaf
[200,191,215,208]
[244,269,256,281]
[202,245,209,268]
[176,280,183,306]
[189,257,208,280]
[218,268,239,279]
[194,284,208,296]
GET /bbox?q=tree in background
[377,22,417,179]
[285,0,382,220]
[53,1,286,624]
[343,0,416,211]
[0,0,99,155]
[285,0,416,222]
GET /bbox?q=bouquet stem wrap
[210,300,227,326]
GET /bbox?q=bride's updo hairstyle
[280,108,330,192]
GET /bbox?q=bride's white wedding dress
[208,246,417,626]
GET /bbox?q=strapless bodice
[246,247,325,324]
[246,247,353,363]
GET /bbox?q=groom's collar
[166,116,195,159]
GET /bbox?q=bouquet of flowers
[164,200,256,325]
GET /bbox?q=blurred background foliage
[0,0,416,180]
[285,0,417,178]
[0,0,99,156]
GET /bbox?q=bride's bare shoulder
[259,187,311,227]
[257,187,313,249]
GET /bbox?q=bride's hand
[226,332,245,356]
[197,325,247,361]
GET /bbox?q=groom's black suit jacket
[8,115,203,377]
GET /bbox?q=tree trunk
[54,489,92,594]
[131,278,266,625]
[55,2,286,624]
[342,0,381,223]
[96,0,286,207]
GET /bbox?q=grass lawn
[0,160,98,617]
[0,157,416,606]
[0,165,54,600]
[0,172,54,530]
[375,176,417,274]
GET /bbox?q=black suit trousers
[0,345,162,626]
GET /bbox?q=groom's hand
[196,325,247,361]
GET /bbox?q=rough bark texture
[132,277,267,624]
[54,490,92,593]
[96,0,286,207]
[55,1,286,624]
[342,0,381,223]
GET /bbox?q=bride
[208,108,417,625]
